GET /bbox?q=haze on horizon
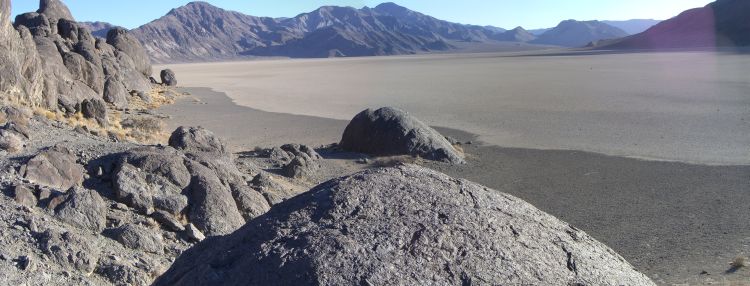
[11,0,712,30]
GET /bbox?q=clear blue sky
[11,0,713,30]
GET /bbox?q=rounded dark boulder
[160,69,177,86]
[340,107,465,164]
[154,165,654,286]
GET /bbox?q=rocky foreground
[0,1,655,285]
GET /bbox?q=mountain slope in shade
[531,20,628,47]
[79,21,115,38]
[598,0,750,50]
[602,19,661,35]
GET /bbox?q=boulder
[340,107,465,164]
[23,146,84,190]
[37,229,101,274]
[38,0,74,22]
[168,126,228,156]
[13,184,37,207]
[151,210,185,232]
[184,161,245,236]
[160,69,177,86]
[109,224,163,254]
[62,51,104,94]
[154,165,654,286]
[113,162,188,215]
[14,12,52,37]
[106,27,151,76]
[80,98,108,126]
[281,155,320,179]
[53,188,107,232]
[103,77,128,109]
[251,172,304,206]
[116,146,192,189]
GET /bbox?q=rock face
[340,107,464,164]
[3,0,153,112]
[53,188,107,232]
[160,69,177,86]
[23,146,85,190]
[154,165,655,286]
[168,126,227,156]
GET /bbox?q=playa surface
[159,86,750,285]
[157,51,750,165]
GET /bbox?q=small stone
[185,223,205,242]
[13,185,37,208]
[96,166,104,177]
[112,203,128,211]
[17,256,34,271]
[152,211,185,232]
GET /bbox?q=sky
[11,0,713,30]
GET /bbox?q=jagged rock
[13,184,37,207]
[113,162,188,215]
[184,223,205,242]
[109,224,163,254]
[37,230,101,274]
[106,27,151,76]
[160,69,177,86]
[103,77,128,109]
[53,188,107,232]
[155,165,655,286]
[168,126,228,156]
[229,185,270,222]
[151,210,185,232]
[340,107,465,164]
[23,146,84,190]
[80,98,108,126]
[3,121,31,139]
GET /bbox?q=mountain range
[597,0,750,50]
[121,1,632,62]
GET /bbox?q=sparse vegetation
[120,116,167,144]
[371,155,419,168]
[731,256,748,269]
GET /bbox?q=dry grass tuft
[731,256,748,269]
[372,155,419,168]
[120,116,168,144]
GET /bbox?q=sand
[156,51,750,165]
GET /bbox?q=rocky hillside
[531,20,628,47]
[597,0,750,49]
[130,1,524,62]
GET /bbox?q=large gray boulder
[103,77,128,109]
[80,98,108,126]
[53,188,108,233]
[160,69,177,86]
[109,224,164,254]
[23,146,85,190]
[106,27,151,76]
[38,0,74,22]
[168,126,228,156]
[154,165,654,286]
[340,107,465,164]
[185,160,246,236]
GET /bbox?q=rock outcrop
[100,127,270,236]
[3,0,155,120]
[154,165,655,286]
[340,107,465,164]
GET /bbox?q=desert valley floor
[156,50,750,285]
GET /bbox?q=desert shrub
[120,116,166,143]
[372,155,418,168]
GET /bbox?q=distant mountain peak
[375,2,409,11]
